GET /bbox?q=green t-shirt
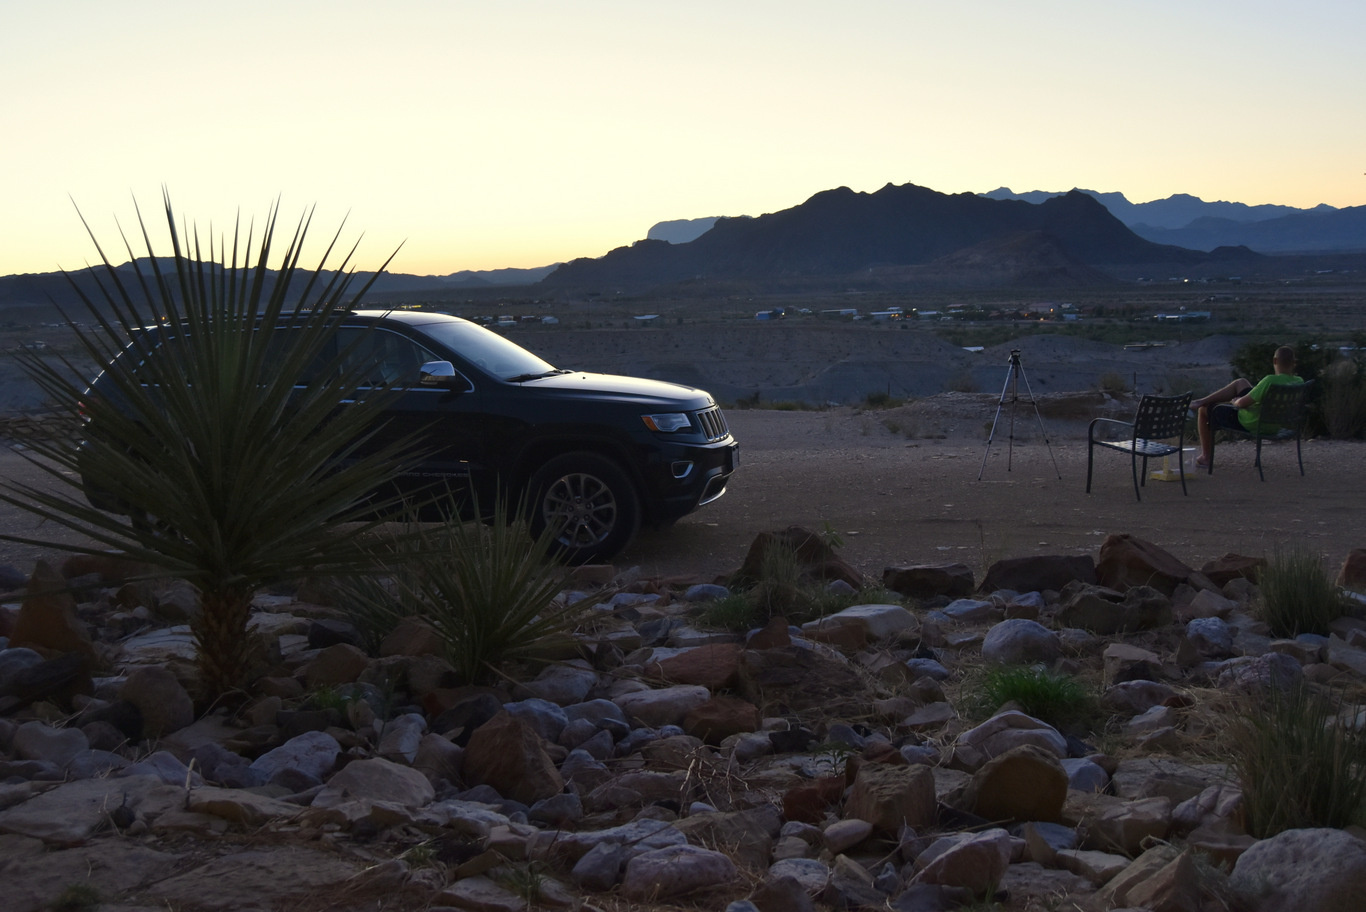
[1237,373,1304,432]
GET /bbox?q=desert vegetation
[0,195,422,701]
[335,499,588,685]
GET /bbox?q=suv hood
[520,371,713,408]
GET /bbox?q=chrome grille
[696,406,730,442]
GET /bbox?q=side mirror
[419,361,472,392]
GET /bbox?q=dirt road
[3,405,1362,587]
[617,406,1364,585]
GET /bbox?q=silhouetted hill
[544,183,1208,289]
[0,260,551,314]
[647,218,718,244]
[983,187,1359,253]
[1132,206,1366,253]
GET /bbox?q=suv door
[334,325,491,514]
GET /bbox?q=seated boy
[1191,345,1302,468]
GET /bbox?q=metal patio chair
[1208,381,1311,480]
[1086,392,1193,501]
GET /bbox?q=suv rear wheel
[528,452,641,563]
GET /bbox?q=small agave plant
[1,191,421,702]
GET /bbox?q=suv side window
[336,327,436,388]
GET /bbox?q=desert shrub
[861,389,905,409]
[337,500,582,685]
[1257,546,1344,637]
[965,665,1097,730]
[1,195,416,702]
[1097,371,1128,394]
[1321,356,1366,439]
[50,884,103,912]
[948,369,979,393]
[696,591,763,631]
[700,534,890,631]
[1229,683,1366,837]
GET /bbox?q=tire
[527,452,641,563]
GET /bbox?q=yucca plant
[0,192,422,701]
[337,498,584,685]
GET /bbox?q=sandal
[1195,455,1209,468]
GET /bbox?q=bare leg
[1191,378,1252,411]
[1195,378,1252,466]
[1197,405,1213,465]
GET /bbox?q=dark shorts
[1211,404,1245,432]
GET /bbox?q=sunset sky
[4,1,1364,278]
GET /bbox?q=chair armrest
[1089,417,1134,442]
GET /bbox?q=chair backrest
[1132,392,1193,440]
[1255,382,1309,428]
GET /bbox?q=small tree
[1,192,420,701]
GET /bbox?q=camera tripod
[977,349,1062,480]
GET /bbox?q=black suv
[82,310,738,562]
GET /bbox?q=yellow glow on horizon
[3,1,1364,278]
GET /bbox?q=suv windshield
[413,319,559,381]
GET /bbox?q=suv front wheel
[527,452,641,563]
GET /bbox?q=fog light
[671,460,694,479]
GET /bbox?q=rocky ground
[4,506,1366,910]
[4,383,1366,911]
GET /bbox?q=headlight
[642,412,692,433]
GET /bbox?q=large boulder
[1095,534,1215,596]
[980,554,1096,595]
[734,527,863,590]
[963,744,1068,823]
[10,562,97,663]
[1200,553,1266,587]
[119,666,195,738]
[1056,582,1172,634]
[462,710,564,805]
[844,762,937,833]
[883,563,975,599]
[980,618,1061,665]
[1338,548,1366,591]
[1230,827,1366,912]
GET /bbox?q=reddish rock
[1338,548,1366,591]
[379,617,444,658]
[782,775,846,824]
[980,554,1096,595]
[883,563,975,599]
[737,646,868,716]
[60,552,156,584]
[734,527,863,590]
[303,644,370,688]
[1096,534,1214,596]
[746,615,792,650]
[683,695,761,744]
[845,762,937,834]
[565,564,616,588]
[860,740,907,766]
[1200,553,1266,588]
[964,744,1068,823]
[649,643,742,689]
[10,561,97,662]
[463,711,564,805]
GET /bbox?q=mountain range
[649,187,1366,255]
[546,184,1260,291]
[3,182,1363,311]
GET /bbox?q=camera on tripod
[978,348,1062,480]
